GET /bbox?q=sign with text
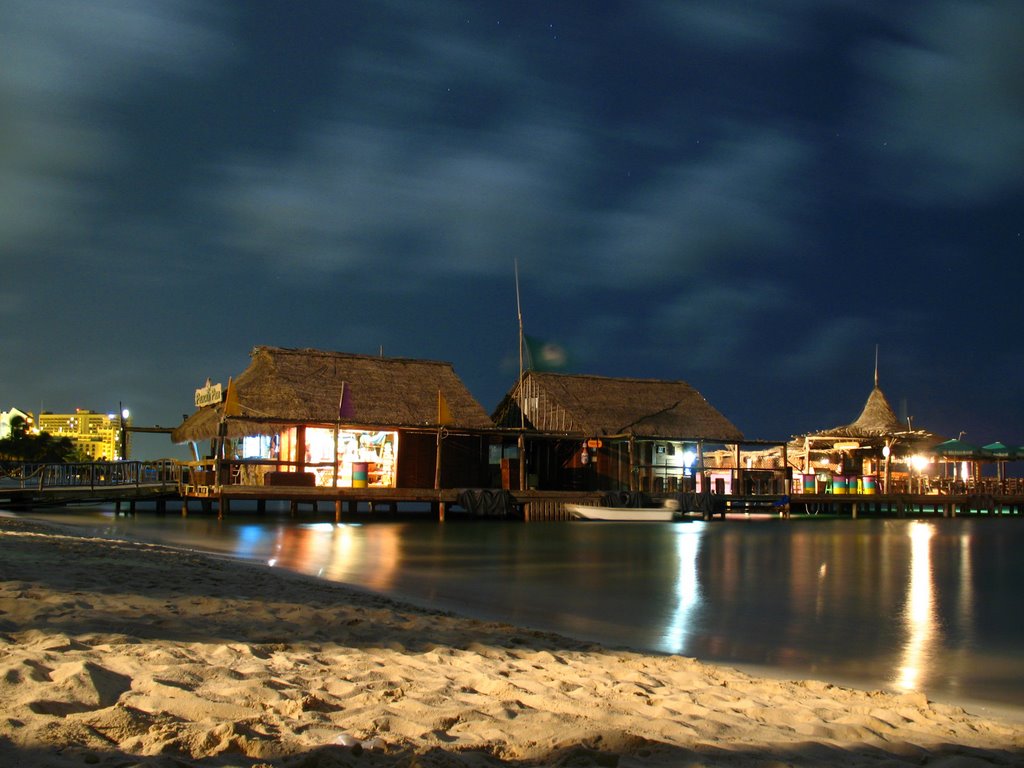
[195,382,223,408]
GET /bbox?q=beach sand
[1,517,1020,767]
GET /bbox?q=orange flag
[223,377,242,417]
[437,389,453,426]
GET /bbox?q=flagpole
[434,389,444,491]
[215,377,232,489]
[514,258,524,424]
[514,259,526,491]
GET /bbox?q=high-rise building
[36,409,132,460]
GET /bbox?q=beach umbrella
[981,441,1016,487]
[981,441,1016,460]
[931,438,979,458]
[931,438,980,483]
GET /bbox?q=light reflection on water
[895,521,937,692]
[16,509,1024,709]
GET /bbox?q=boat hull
[566,503,681,522]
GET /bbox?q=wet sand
[1,516,1021,767]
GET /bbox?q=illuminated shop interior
[241,427,398,488]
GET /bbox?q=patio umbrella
[932,438,979,458]
[981,441,1016,460]
[931,438,980,484]
[981,441,1016,486]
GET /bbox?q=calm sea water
[12,508,1024,712]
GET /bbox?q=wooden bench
[263,471,316,487]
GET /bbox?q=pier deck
[4,457,1022,521]
[177,483,1024,521]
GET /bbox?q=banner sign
[195,382,223,408]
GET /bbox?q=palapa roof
[814,386,905,439]
[493,371,743,441]
[796,383,941,451]
[172,346,494,443]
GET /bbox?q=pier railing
[0,460,181,491]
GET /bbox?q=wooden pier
[0,460,181,512]
[4,460,1023,522]
[786,492,1024,518]
[178,483,1024,522]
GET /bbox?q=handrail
[0,460,182,490]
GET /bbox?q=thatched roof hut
[172,346,494,443]
[812,385,907,439]
[493,371,743,441]
[799,382,941,447]
[790,371,943,482]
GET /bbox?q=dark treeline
[0,416,81,462]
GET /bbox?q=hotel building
[36,409,131,460]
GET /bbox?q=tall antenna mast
[514,259,525,431]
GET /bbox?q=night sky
[3,1,1022,459]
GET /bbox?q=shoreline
[1,516,1022,767]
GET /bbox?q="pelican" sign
[194,380,223,408]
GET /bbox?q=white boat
[566,499,683,522]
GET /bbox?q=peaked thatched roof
[493,371,743,441]
[172,346,494,443]
[795,384,942,451]
[816,386,905,439]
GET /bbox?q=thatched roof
[795,384,942,452]
[493,371,743,441]
[815,386,905,439]
[172,346,494,443]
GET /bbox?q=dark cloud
[0,0,234,251]
[2,0,1022,455]
[855,0,1024,204]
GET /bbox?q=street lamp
[119,404,130,461]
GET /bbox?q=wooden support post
[290,499,298,516]
[181,497,188,516]
[697,440,705,494]
[850,501,858,520]
[332,423,339,489]
[438,501,446,522]
[782,443,790,495]
[628,435,636,492]
[434,427,443,491]
[335,499,342,523]
[296,426,307,475]
[518,432,526,491]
